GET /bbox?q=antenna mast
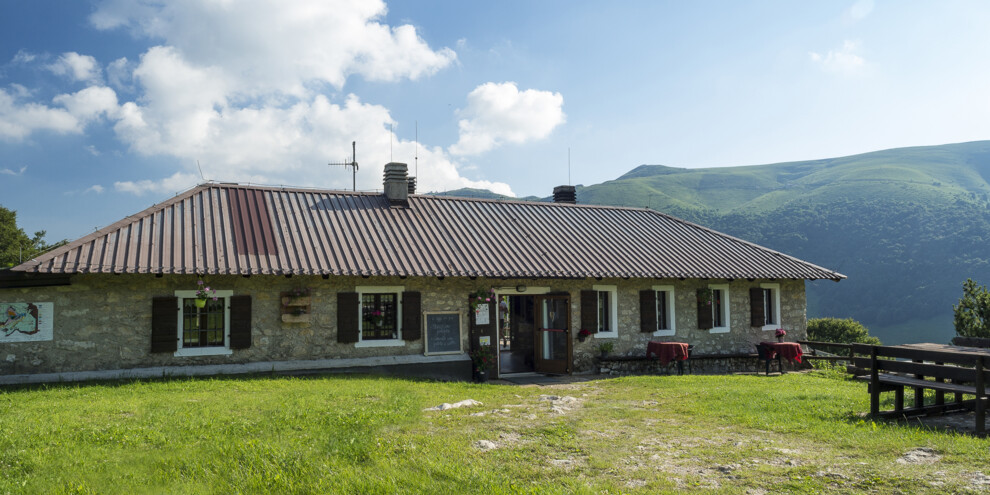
[328,141,359,191]
[568,148,571,185]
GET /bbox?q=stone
[423,399,482,411]
[474,440,497,450]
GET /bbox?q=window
[355,286,405,347]
[757,283,781,331]
[174,289,233,357]
[708,284,730,334]
[593,285,618,338]
[652,285,676,336]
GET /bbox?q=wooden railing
[797,340,855,362]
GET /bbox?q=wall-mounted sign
[424,312,462,355]
[479,336,491,346]
[1,302,54,342]
[475,304,490,325]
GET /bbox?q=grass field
[2,371,989,494]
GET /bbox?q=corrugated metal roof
[10,183,845,280]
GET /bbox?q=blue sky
[3,0,990,242]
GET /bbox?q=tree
[0,205,66,269]
[807,317,881,345]
[953,278,990,338]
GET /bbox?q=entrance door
[498,295,536,374]
[535,295,571,374]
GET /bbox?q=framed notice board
[424,311,462,355]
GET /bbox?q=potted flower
[470,288,495,312]
[598,341,614,359]
[194,280,216,308]
[370,308,385,328]
[577,328,592,343]
[775,328,787,343]
[469,345,497,383]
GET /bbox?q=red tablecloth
[647,341,689,366]
[761,342,803,363]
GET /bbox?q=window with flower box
[362,292,398,340]
[150,290,251,356]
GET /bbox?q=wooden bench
[851,343,990,435]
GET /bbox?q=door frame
[493,287,551,375]
[535,294,572,375]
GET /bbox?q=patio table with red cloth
[647,341,690,374]
[760,342,803,364]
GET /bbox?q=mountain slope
[443,141,990,344]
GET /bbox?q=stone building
[0,163,843,383]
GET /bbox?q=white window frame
[759,283,782,332]
[593,284,618,338]
[708,284,730,334]
[174,289,233,357]
[652,285,676,337]
[355,285,406,348]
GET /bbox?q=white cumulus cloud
[810,40,865,74]
[53,86,119,122]
[8,0,515,197]
[449,82,565,156]
[0,88,80,141]
[47,52,103,83]
[89,0,456,94]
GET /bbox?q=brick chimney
[383,162,409,206]
[553,185,576,204]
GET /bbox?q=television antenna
[328,141,358,191]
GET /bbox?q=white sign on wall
[475,304,490,325]
[1,302,54,342]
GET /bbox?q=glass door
[535,295,571,374]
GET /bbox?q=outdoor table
[761,342,803,364]
[647,341,690,375]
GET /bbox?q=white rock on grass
[423,399,483,411]
[897,447,941,464]
[475,440,497,451]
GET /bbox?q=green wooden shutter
[639,290,656,333]
[749,287,765,327]
[697,288,713,330]
[151,296,178,353]
[229,295,252,349]
[580,290,597,333]
[402,291,422,341]
[337,292,360,343]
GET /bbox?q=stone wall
[0,274,806,377]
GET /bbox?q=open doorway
[498,295,536,374]
[496,293,572,375]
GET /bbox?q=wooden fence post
[976,356,985,436]
[870,346,880,417]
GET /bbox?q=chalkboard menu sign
[424,312,462,355]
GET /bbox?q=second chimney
[553,185,576,204]
[383,162,409,206]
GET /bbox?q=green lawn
[1,371,988,494]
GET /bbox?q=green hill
[444,141,990,344]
